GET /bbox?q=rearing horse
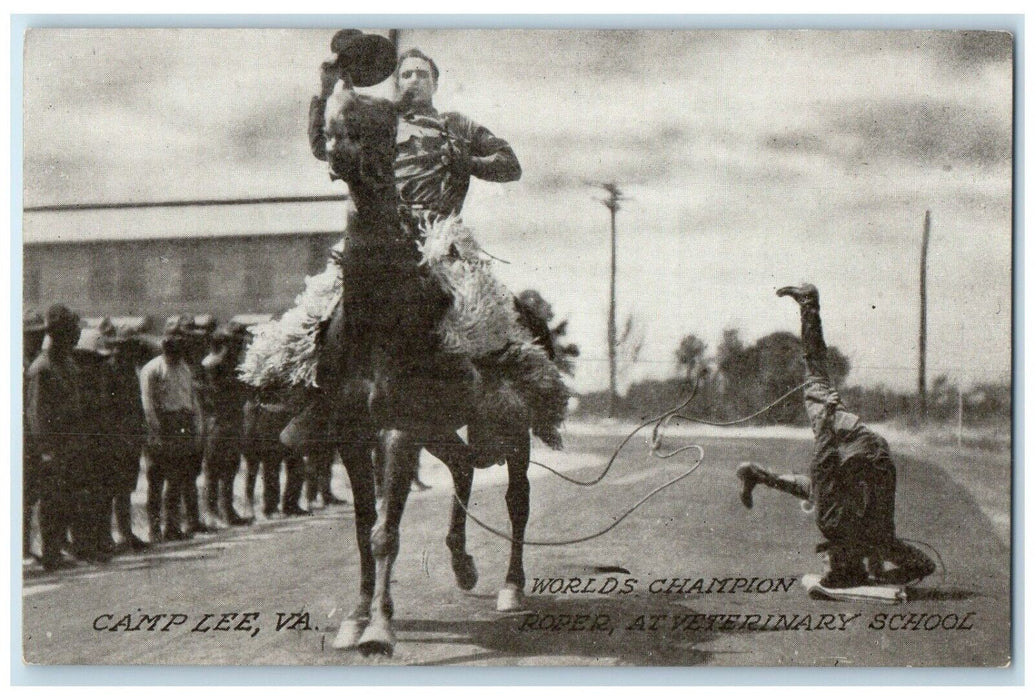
[316,83,566,656]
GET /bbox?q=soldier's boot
[243,461,260,517]
[323,490,349,506]
[147,496,163,543]
[305,474,319,508]
[776,283,820,306]
[282,456,311,517]
[113,494,135,547]
[877,539,937,585]
[818,543,869,589]
[204,477,222,527]
[736,462,810,508]
[220,482,251,526]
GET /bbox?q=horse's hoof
[331,617,367,650]
[357,619,395,657]
[452,554,478,591]
[496,584,525,612]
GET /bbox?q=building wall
[23,232,341,322]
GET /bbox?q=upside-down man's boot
[776,283,820,306]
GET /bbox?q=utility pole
[957,385,964,449]
[918,210,931,423]
[595,182,625,417]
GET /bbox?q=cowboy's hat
[330,29,397,88]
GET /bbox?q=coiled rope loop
[456,377,809,547]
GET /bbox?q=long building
[22,198,348,323]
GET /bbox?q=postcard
[20,26,1013,667]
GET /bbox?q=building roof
[23,198,348,245]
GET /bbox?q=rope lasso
[456,444,704,547]
[528,374,708,486]
[647,379,947,586]
[452,376,707,545]
[649,379,811,451]
[456,378,812,547]
[898,537,948,589]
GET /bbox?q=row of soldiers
[23,304,349,572]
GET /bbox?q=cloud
[222,95,306,162]
[521,123,694,190]
[759,96,1011,173]
[933,30,1014,69]
[831,97,1012,168]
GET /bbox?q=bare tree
[616,314,646,388]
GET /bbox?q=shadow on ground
[330,596,720,666]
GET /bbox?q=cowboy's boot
[736,462,810,508]
[776,282,819,306]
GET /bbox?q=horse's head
[324,83,398,186]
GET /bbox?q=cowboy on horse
[238,31,568,654]
[279,31,530,447]
[309,35,521,222]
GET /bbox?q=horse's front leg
[499,430,531,612]
[358,428,417,656]
[425,431,478,591]
[332,434,378,650]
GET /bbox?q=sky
[21,28,1014,394]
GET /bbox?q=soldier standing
[70,328,118,563]
[140,319,204,542]
[200,322,252,527]
[304,438,350,509]
[26,305,84,571]
[178,315,214,534]
[107,327,151,550]
[23,311,47,561]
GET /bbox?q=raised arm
[308,60,344,163]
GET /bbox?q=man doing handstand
[737,283,936,589]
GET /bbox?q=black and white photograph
[18,25,1014,668]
